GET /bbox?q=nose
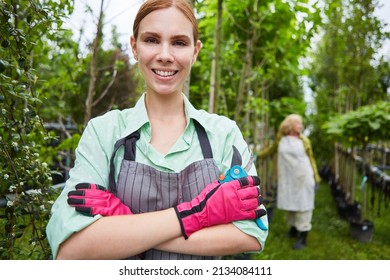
[157,43,174,63]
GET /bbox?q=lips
[153,69,178,77]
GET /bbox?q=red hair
[133,0,199,45]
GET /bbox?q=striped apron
[108,120,221,259]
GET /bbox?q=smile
[153,69,178,77]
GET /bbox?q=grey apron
[108,120,221,260]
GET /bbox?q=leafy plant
[0,0,73,259]
[322,101,390,222]
[322,101,390,148]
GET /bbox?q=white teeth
[154,70,176,77]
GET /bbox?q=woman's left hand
[67,183,132,216]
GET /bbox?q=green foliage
[268,97,307,132]
[309,0,390,164]
[192,0,321,123]
[34,28,85,122]
[322,101,390,147]
[0,0,73,259]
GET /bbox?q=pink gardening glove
[67,183,132,216]
[174,176,266,239]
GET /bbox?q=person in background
[258,114,320,250]
[46,0,268,260]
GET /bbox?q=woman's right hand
[174,176,266,239]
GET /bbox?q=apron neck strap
[109,131,140,194]
[193,119,213,159]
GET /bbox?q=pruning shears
[218,157,268,231]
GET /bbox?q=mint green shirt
[46,93,268,259]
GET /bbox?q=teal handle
[219,165,268,231]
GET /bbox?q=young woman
[258,114,320,250]
[46,0,268,260]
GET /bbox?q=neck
[145,92,185,121]
[289,132,300,137]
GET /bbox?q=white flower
[7,200,14,207]
[40,205,45,211]
[3,174,9,180]
[42,162,48,168]
[9,185,16,192]
[11,142,18,148]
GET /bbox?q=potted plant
[323,101,390,242]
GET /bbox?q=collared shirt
[46,93,268,259]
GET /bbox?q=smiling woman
[46,0,269,260]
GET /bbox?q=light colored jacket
[258,133,321,184]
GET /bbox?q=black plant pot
[335,195,348,220]
[349,219,374,243]
[345,202,362,222]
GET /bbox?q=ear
[191,39,202,65]
[130,36,138,61]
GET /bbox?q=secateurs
[219,165,268,231]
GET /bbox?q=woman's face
[292,118,303,134]
[130,7,201,96]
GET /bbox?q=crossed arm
[56,209,260,260]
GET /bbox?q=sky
[64,0,390,60]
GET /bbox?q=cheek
[177,48,197,65]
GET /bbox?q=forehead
[138,7,194,38]
[292,117,302,124]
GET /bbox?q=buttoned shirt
[46,93,268,259]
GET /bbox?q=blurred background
[0,0,389,259]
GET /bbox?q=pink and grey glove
[174,176,266,239]
[67,183,132,216]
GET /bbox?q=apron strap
[124,131,141,161]
[193,119,213,159]
[109,131,140,194]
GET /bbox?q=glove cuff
[174,206,189,239]
[174,203,202,239]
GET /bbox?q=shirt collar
[183,93,208,129]
[120,92,208,140]
[120,93,149,139]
